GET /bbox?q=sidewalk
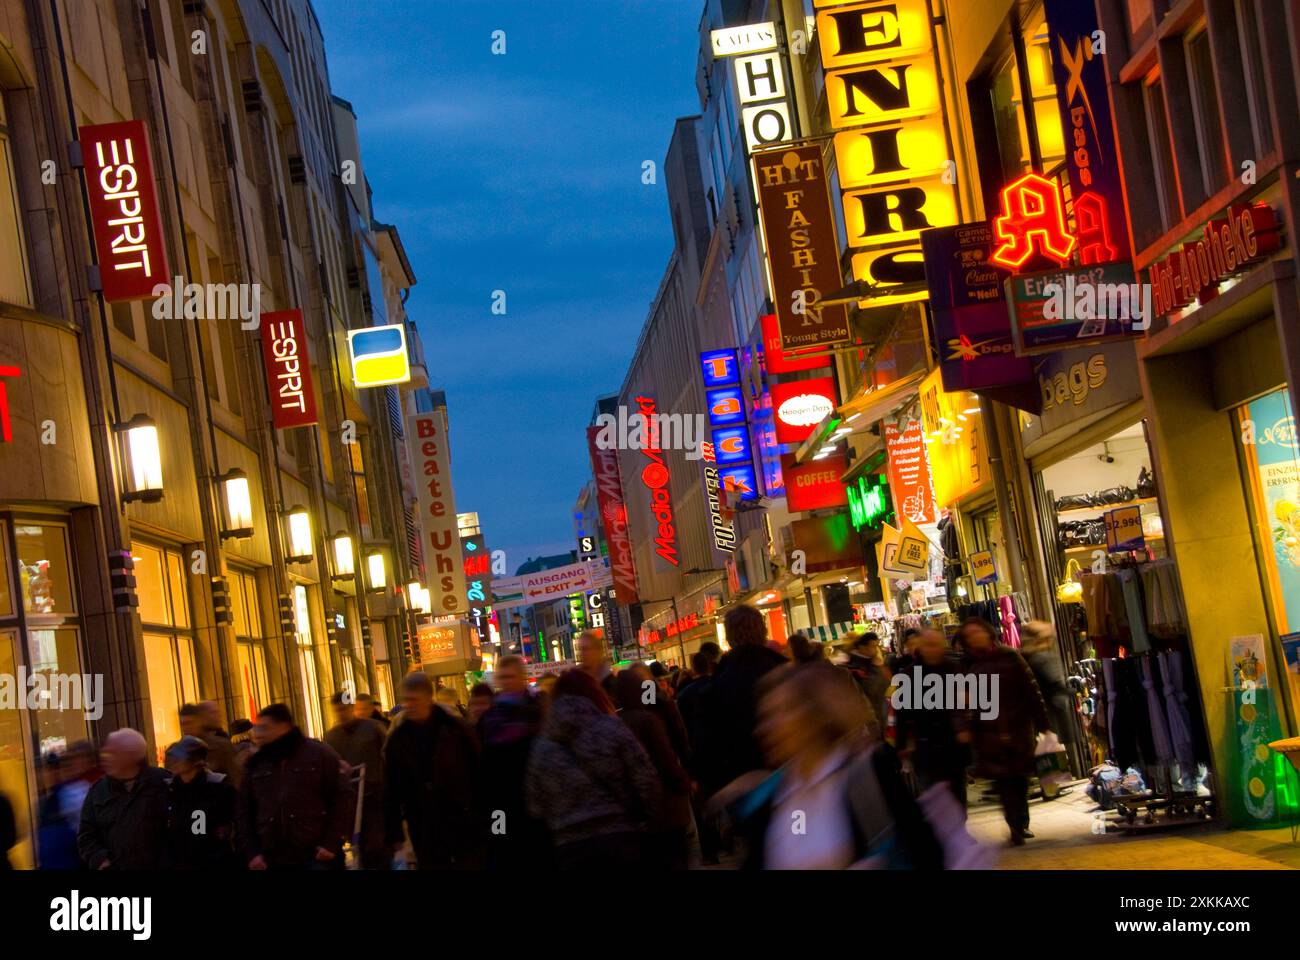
[966,780,1300,869]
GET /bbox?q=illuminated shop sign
[405,408,469,615]
[711,21,792,152]
[0,365,18,443]
[259,309,319,429]
[710,23,777,57]
[884,413,936,525]
[770,377,838,445]
[717,463,759,502]
[781,452,849,513]
[80,120,170,302]
[347,324,411,387]
[759,313,829,374]
[991,173,1076,270]
[586,426,639,602]
[847,473,892,531]
[1148,204,1282,320]
[698,349,742,552]
[818,0,957,313]
[635,395,679,566]
[753,145,852,351]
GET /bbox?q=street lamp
[407,580,431,614]
[331,532,355,580]
[366,550,387,591]
[284,506,313,562]
[115,413,163,503]
[218,469,254,540]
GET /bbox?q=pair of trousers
[994,776,1030,832]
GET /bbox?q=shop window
[231,568,271,720]
[132,541,199,761]
[235,641,270,722]
[0,97,33,308]
[373,662,394,713]
[0,521,10,618]
[1142,77,1181,240]
[1185,30,1229,198]
[14,523,76,616]
[0,628,34,869]
[1236,0,1274,159]
[293,583,324,737]
[24,627,89,757]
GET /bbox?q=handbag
[1055,558,1083,604]
[1137,466,1156,499]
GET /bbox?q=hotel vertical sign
[753,144,851,350]
[818,0,958,308]
[80,120,170,302]
[406,407,469,615]
[259,309,319,429]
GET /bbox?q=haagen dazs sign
[80,120,170,302]
[770,377,837,444]
[259,310,318,429]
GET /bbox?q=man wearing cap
[77,728,170,870]
[165,736,237,870]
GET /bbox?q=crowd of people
[2,604,1071,870]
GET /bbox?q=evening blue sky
[312,0,703,570]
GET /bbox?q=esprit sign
[819,0,957,308]
[259,310,318,429]
[1148,204,1282,320]
[80,120,170,302]
[753,145,851,351]
[406,409,469,615]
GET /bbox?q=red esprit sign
[780,453,849,512]
[1148,204,1282,319]
[991,173,1076,270]
[80,121,170,302]
[0,366,18,443]
[259,310,318,428]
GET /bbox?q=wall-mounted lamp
[218,469,254,540]
[116,414,163,503]
[331,532,355,580]
[285,506,313,562]
[366,551,387,592]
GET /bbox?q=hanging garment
[998,595,1020,648]
[1157,650,1196,778]
[1079,574,1117,657]
[1103,573,1132,651]
[1116,568,1151,653]
[1101,658,1119,763]
[1141,560,1186,638]
[1137,655,1173,764]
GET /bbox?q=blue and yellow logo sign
[347,324,410,387]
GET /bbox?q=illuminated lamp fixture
[366,550,387,592]
[331,532,355,580]
[116,413,163,503]
[407,580,431,615]
[218,469,254,540]
[284,506,313,562]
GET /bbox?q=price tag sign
[970,549,998,585]
[1104,506,1144,552]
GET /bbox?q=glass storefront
[293,583,324,737]
[132,541,199,763]
[230,568,271,722]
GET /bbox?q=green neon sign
[847,474,892,531]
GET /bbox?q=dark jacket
[893,657,972,777]
[525,694,661,848]
[616,674,692,833]
[204,730,242,789]
[238,728,353,868]
[383,707,480,870]
[1023,649,1076,744]
[166,770,237,870]
[697,643,787,791]
[846,653,891,730]
[325,718,387,795]
[0,791,15,870]
[478,691,548,867]
[963,646,1050,778]
[77,767,171,870]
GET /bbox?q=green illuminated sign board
[847,474,893,531]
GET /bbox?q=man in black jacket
[238,704,353,870]
[77,728,170,870]
[384,671,481,870]
[325,692,388,868]
[164,736,237,869]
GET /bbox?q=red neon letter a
[992,173,1076,269]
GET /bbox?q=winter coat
[478,691,548,867]
[383,708,481,870]
[1023,649,1076,744]
[325,718,388,797]
[0,791,15,870]
[166,770,237,869]
[77,767,171,870]
[892,657,972,776]
[617,696,693,832]
[525,694,661,848]
[696,644,787,791]
[204,730,242,789]
[238,728,353,868]
[963,646,1050,778]
[846,653,891,730]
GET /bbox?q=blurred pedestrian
[894,629,971,808]
[1019,621,1075,747]
[478,655,548,869]
[525,669,660,870]
[676,650,721,865]
[467,682,495,728]
[725,662,942,869]
[577,629,618,705]
[355,693,390,731]
[889,628,923,673]
[959,618,1049,845]
[435,686,465,718]
[77,729,170,870]
[325,693,388,869]
[695,605,786,796]
[616,665,691,870]
[238,704,353,870]
[787,633,824,664]
[0,789,15,870]
[164,736,237,870]
[229,719,255,769]
[845,632,891,736]
[37,741,98,870]
[384,672,481,870]
[180,701,241,789]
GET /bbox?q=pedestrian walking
[164,736,237,870]
[355,693,390,731]
[676,650,722,865]
[238,704,353,870]
[467,682,495,728]
[845,632,892,737]
[577,629,619,705]
[37,741,98,870]
[525,668,661,870]
[77,729,170,870]
[615,664,692,870]
[894,629,972,808]
[383,672,481,870]
[180,701,242,789]
[478,655,549,869]
[325,693,389,869]
[722,661,942,869]
[959,618,1050,845]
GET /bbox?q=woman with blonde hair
[719,661,942,869]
